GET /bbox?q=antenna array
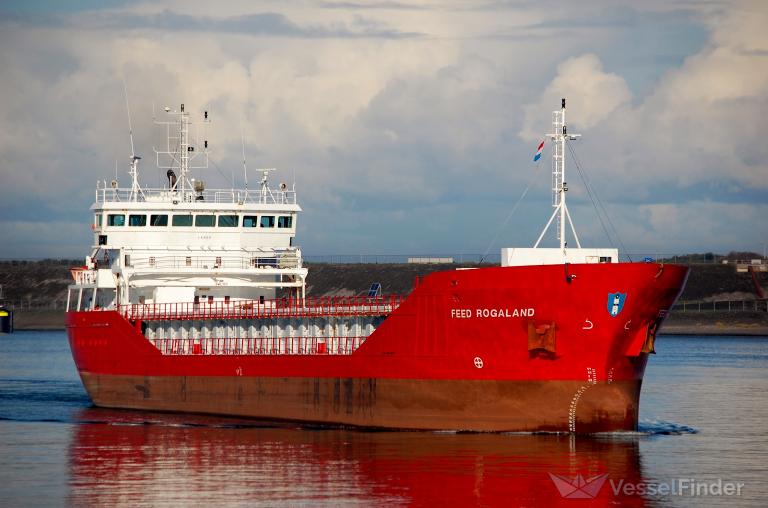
[153,104,211,201]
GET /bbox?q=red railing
[151,336,365,356]
[119,295,405,321]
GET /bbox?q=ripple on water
[638,419,699,435]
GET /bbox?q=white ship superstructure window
[218,215,238,227]
[260,215,275,228]
[277,216,293,228]
[151,214,168,226]
[172,214,193,226]
[243,216,258,228]
[107,214,125,226]
[195,215,215,227]
[95,214,102,227]
[129,215,147,227]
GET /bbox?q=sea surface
[0,331,766,507]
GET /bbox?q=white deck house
[68,104,306,311]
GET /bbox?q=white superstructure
[68,103,306,311]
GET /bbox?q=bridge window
[260,215,275,228]
[95,214,102,227]
[195,215,215,227]
[129,214,147,227]
[277,216,293,228]
[107,214,125,226]
[151,214,168,226]
[218,215,238,227]
[172,214,193,227]
[243,216,258,228]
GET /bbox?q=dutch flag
[533,139,545,162]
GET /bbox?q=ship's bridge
[77,180,306,310]
[91,182,299,251]
[68,102,309,312]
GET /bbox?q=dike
[2,260,766,334]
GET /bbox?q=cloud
[0,0,765,259]
[320,1,432,10]
[1,8,421,38]
[633,201,767,254]
[0,220,91,259]
[519,54,632,141]
[520,1,768,207]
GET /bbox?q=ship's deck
[119,295,404,321]
[113,296,405,356]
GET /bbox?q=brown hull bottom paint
[80,373,642,433]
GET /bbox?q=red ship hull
[67,262,688,432]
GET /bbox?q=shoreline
[659,312,768,336]
[658,327,768,337]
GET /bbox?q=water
[1,332,766,507]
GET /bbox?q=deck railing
[126,252,301,271]
[671,299,767,312]
[70,268,95,285]
[151,336,365,356]
[95,186,297,205]
[119,295,405,321]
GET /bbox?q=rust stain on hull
[81,373,640,433]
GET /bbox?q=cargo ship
[66,99,688,432]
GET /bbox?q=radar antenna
[257,168,277,204]
[534,98,582,252]
[153,104,211,202]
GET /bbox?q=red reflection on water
[67,409,648,506]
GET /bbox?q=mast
[122,78,144,202]
[153,104,210,201]
[534,98,581,251]
[128,155,142,202]
[179,104,189,201]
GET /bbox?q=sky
[0,0,766,260]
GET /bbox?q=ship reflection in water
[67,409,648,506]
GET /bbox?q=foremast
[501,98,617,267]
[534,98,581,251]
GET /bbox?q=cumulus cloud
[0,0,765,259]
[518,0,767,252]
[519,53,632,141]
[84,11,419,38]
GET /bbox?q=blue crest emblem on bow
[607,292,627,317]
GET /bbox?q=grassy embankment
[1,259,766,334]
